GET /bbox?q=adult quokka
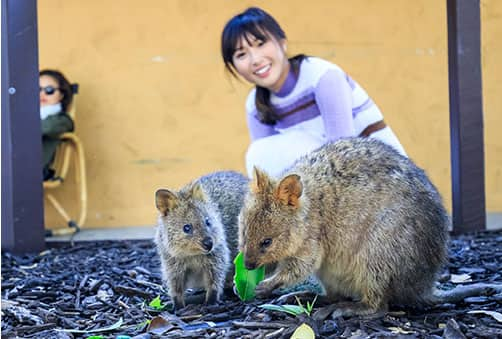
[239,138,501,317]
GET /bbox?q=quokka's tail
[427,283,502,305]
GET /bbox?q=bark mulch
[1,230,501,339]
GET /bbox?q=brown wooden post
[447,0,486,234]
[1,0,45,253]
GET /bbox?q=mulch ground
[2,229,501,339]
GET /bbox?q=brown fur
[239,138,452,316]
[155,171,248,311]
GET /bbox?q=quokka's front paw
[255,279,280,298]
[172,296,185,313]
[205,289,219,305]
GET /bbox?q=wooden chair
[44,84,87,236]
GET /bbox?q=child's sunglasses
[40,86,59,95]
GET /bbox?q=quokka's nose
[202,237,213,251]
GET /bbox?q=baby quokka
[239,138,499,317]
[154,171,248,311]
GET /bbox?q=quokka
[155,171,248,310]
[239,137,501,317]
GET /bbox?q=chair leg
[46,193,72,222]
[45,193,80,234]
[72,142,87,227]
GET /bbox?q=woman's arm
[314,69,356,141]
[246,109,278,141]
[41,113,74,138]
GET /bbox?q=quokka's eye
[205,218,211,227]
[183,224,193,234]
[260,238,272,249]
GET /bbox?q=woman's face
[232,33,289,93]
[39,75,63,107]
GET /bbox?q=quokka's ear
[189,183,206,202]
[155,189,178,216]
[251,166,269,193]
[275,174,303,208]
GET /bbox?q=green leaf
[260,295,318,317]
[233,252,265,301]
[281,304,305,315]
[148,295,164,310]
[259,303,305,316]
[85,336,104,339]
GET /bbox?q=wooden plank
[1,0,45,253]
[447,0,486,234]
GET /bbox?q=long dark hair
[221,7,306,124]
[40,69,73,113]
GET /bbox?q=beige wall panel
[482,1,502,212]
[38,0,501,229]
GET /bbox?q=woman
[40,69,74,180]
[221,7,406,177]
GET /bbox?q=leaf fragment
[450,273,472,283]
[291,323,315,339]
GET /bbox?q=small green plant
[233,252,265,301]
[148,295,165,310]
[297,295,317,316]
[259,295,317,317]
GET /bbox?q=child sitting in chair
[40,69,74,180]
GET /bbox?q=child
[40,69,74,180]
[221,7,407,177]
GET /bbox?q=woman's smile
[254,64,271,78]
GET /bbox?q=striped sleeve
[314,69,356,141]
